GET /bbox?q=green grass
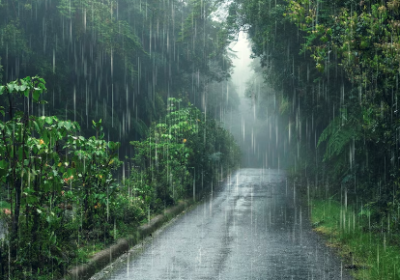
[311,199,400,280]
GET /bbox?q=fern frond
[324,125,358,160]
[317,117,340,147]
[318,116,361,161]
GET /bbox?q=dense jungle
[1,0,400,279]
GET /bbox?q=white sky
[229,32,254,97]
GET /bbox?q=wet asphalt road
[99,169,353,280]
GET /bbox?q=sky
[224,32,263,168]
[229,32,254,97]
[223,32,284,169]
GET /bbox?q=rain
[0,0,398,279]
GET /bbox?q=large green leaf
[33,89,42,101]
[7,83,15,93]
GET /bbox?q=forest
[226,0,400,277]
[0,0,240,278]
[2,0,400,278]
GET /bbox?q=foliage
[0,0,239,276]
[0,78,240,278]
[0,77,122,278]
[283,0,400,215]
[311,199,400,279]
[317,113,361,161]
[226,0,400,231]
[128,98,241,211]
[0,0,234,157]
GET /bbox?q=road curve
[98,168,352,280]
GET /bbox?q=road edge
[292,180,354,279]
[64,199,192,280]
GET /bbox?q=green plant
[0,77,124,278]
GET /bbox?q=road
[97,168,352,280]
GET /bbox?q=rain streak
[0,0,397,279]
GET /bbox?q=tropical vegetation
[224,0,400,277]
[0,0,242,278]
[0,77,239,279]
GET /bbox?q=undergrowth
[311,200,400,279]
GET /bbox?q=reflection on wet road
[101,169,352,280]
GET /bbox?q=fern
[325,126,357,160]
[318,116,360,161]
[317,117,340,146]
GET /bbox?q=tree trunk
[31,178,41,271]
[10,178,21,259]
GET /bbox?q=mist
[1,0,396,279]
[223,32,285,169]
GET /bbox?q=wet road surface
[98,169,352,280]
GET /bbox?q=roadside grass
[311,199,400,280]
[76,199,194,264]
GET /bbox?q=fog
[223,32,285,169]
[2,0,398,278]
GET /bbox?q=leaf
[19,85,27,92]
[45,117,53,125]
[17,147,24,161]
[49,232,57,245]
[37,82,46,90]
[7,83,15,93]
[0,167,7,178]
[107,142,115,149]
[318,117,340,147]
[60,121,72,131]
[33,89,41,102]
[0,86,4,95]
[33,120,40,132]
[318,117,360,161]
